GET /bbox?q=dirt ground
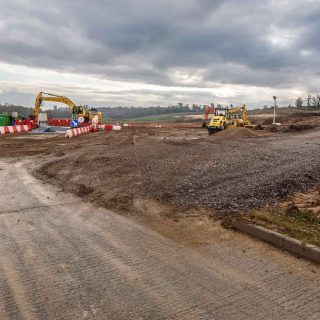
[1,159,319,320]
[1,110,320,224]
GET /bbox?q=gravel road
[0,160,320,319]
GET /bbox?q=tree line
[295,95,320,108]
[0,102,206,119]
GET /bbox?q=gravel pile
[169,132,320,213]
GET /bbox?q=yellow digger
[206,104,250,134]
[33,92,102,123]
[228,104,250,127]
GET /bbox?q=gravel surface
[30,126,320,216]
[171,130,320,212]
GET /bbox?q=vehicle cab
[207,115,228,133]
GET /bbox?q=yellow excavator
[33,92,102,123]
[206,104,251,134]
[228,104,250,127]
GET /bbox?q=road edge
[232,219,320,264]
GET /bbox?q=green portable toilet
[0,114,5,126]
[0,113,10,126]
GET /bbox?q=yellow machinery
[228,104,250,127]
[33,92,102,123]
[206,107,232,134]
[207,115,230,134]
[206,104,250,134]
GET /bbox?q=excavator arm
[33,92,82,119]
[228,104,250,126]
[202,105,215,127]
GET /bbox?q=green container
[0,113,10,126]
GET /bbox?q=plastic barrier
[65,124,121,138]
[48,119,72,127]
[48,119,92,127]
[0,125,31,135]
[65,126,93,138]
[15,120,38,129]
[99,124,122,131]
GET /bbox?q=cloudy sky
[0,0,319,108]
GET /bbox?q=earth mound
[214,127,262,138]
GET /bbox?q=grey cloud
[0,0,319,105]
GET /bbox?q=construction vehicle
[206,107,232,134]
[206,105,251,134]
[202,104,215,127]
[228,104,250,127]
[33,92,102,125]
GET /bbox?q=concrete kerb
[232,219,320,264]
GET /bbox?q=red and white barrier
[65,126,92,138]
[99,124,122,131]
[0,125,31,135]
[65,124,121,138]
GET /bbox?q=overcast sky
[0,0,319,108]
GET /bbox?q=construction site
[0,90,320,318]
[1,0,320,318]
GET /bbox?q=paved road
[0,160,319,319]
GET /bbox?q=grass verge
[246,206,320,247]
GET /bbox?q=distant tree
[295,97,303,108]
[306,95,312,107]
[263,105,268,110]
[310,96,320,107]
[192,104,200,112]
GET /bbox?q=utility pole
[272,96,277,125]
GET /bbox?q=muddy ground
[1,110,320,224]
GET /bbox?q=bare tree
[313,95,320,107]
[306,95,312,107]
[311,97,317,106]
[295,97,303,108]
